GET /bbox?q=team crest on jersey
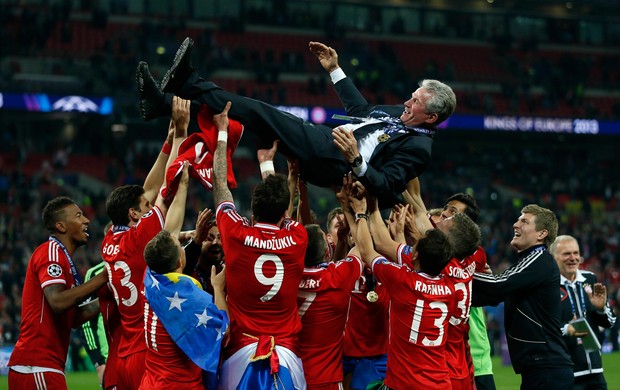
[583,283,592,295]
[47,264,63,278]
[402,245,412,256]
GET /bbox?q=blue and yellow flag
[144,268,229,387]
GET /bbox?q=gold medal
[377,133,390,143]
[366,291,379,303]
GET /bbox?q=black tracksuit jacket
[472,245,573,374]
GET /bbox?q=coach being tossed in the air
[138,39,456,209]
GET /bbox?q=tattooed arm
[212,101,234,206]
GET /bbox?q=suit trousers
[167,73,350,187]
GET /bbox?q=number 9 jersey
[216,201,308,354]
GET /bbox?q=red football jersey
[102,206,164,358]
[343,266,389,357]
[99,283,121,390]
[140,303,203,390]
[372,256,456,390]
[297,255,363,386]
[216,201,307,353]
[9,239,78,371]
[442,246,488,380]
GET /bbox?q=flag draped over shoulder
[161,104,244,203]
[235,334,296,390]
[144,268,229,385]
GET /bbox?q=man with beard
[183,209,225,295]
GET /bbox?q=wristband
[217,131,228,142]
[260,161,275,175]
[161,142,172,155]
[355,213,369,222]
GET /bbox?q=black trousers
[167,73,350,188]
[521,367,574,390]
[574,373,607,390]
[474,374,497,390]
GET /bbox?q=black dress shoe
[136,61,167,120]
[161,37,194,93]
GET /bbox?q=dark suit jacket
[334,77,434,208]
[559,271,615,377]
[178,74,433,209]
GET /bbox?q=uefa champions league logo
[47,264,63,277]
[52,96,100,113]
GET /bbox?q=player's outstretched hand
[214,101,232,133]
[171,96,191,136]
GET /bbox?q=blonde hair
[521,204,558,247]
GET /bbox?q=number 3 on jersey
[449,281,471,326]
[254,254,284,302]
[105,261,138,307]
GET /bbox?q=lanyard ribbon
[112,225,130,233]
[565,281,587,317]
[49,236,82,286]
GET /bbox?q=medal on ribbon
[366,291,379,303]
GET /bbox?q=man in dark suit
[137,38,456,209]
[550,235,616,390]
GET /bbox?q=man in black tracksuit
[550,235,616,390]
[473,204,573,389]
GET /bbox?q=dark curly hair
[106,185,145,226]
[251,174,290,224]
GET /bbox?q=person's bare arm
[286,157,299,219]
[153,97,190,214]
[332,214,351,261]
[143,123,174,204]
[213,102,234,206]
[144,97,190,202]
[403,178,433,236]
[335,175,357,241]
[387,204,409,245]
[164,163,190,237]
[73,299,101,327]
[368,197,400,262]
[43,271,108,314]
[257,140,279,180]
[296,179,314,225]
[211,265,229,319]
[347,194,379,267]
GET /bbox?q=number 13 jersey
[373,252,457,390]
